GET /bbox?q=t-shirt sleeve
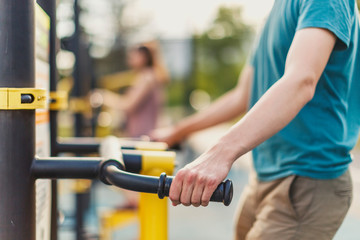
[296,0,354,50]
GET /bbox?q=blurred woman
[92,44,169,207]
[95,44,169,138]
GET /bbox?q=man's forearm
[175,89,246,137]
[212,72,317,163]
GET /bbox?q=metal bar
[50,180,58,240]
[36,0,60,238]
[56,142,100,154]
[63,2,92,236]
[139,168,169,240]
[102,164,233,206]
[56,137,169,154]
[32,158,234,205]
[139,192,168,240]
[0,1,36,239]
[37,0,59,154]
[71,0,83,138]
[33,158,103,179]
[55,142,144,173]
[102,165,159,193]
[138,156,174,240]
[75,192,87,240]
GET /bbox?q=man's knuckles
[201,200,209,207]
[206,176,218,188]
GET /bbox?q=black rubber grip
[101,163,233,206]
[157,173,233,206]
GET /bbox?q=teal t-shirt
[250,0,360,181]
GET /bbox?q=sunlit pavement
[58,126,360,239]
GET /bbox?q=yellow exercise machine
[99,147,175,240]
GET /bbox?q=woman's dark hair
[137,46,154,67]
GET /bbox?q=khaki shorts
[234,171,352,240]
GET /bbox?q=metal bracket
[0,88,47,110]
[49,91,68,110]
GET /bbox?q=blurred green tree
[169,3,360,107]
[192,6,254,100]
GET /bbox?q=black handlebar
[33,158,233,206]
[101,162,233,206]
[98,136,233,206]
[157,173,233,206]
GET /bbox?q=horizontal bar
[56,137,168,154]
[33,157,103,179]
[31,158,233,206]
[32,156,141,176]
[102,164,234,206]
[56,142,100,154]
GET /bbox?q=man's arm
[169,27,337,207]
[150,65,254,146]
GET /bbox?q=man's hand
[169,144,233,207]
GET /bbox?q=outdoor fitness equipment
[0,2,233,240]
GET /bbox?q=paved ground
[58,125,360,239]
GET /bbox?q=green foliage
[193,6,254,99]
[167,80,187,106]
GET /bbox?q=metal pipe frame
[0,1,36,239]
[55,142,100,154]
[32,158,233,206]
[33,158,103,179]
[0,2,232,240]
[35,0,60,238]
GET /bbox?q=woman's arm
[100,72,155,113]
[150,65,254,146]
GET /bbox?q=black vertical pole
[71,2,88,239]
[36,0,60,239]
[72,0,84,138]
[0,1,36,240]
[37,0,59,155]
[76,193,87,240]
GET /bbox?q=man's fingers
[169,174,183,206]
[190,181,205,207]
[201,177,218,207]
[170,162,226,207]
[179,171,196,206]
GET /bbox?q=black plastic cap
[223,179,233,206]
